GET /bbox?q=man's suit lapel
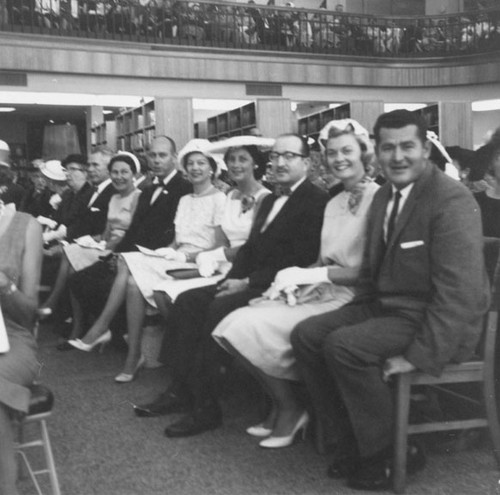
[370,184,391,275]
[385,164,435,254]
[252,194,275,234]
[262,180,309,233]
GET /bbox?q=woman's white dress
[64,188,141,271]
[212,180,379,380]
[122,187,226,306]
[152,187,271,302]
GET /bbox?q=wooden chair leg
[40,419,61,495]
[393,373,412,494]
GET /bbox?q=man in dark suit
[68,136,191,341]
[65,148,116,241]
[134,134,329,437]
[291,110,489,490]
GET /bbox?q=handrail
[2,0,500,59]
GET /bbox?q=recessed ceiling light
[103,110,114,115]
[0,107,15,112]
[472,99,500,112]
[384,103,427,112]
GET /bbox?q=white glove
[36,216,58,230]
[42,224,66,244]
[155,247,187,262]
[49,193,62,210]
[273,266,330,293]
[196,248,227,278]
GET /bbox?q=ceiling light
[384,103,427,112]
[0,91,151,108]
[0,107,15,112]
[103,110,114,115]
[472,99,500,112]
[192,99,251,111]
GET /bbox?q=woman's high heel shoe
[246,423,273,438]
[68,330,112,353]
[114,355,145,384]
[259,411,309,449]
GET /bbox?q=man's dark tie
[275,185,292,197]
[386,190,401,243]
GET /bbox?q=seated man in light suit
[291,109,489,491]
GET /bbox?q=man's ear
[422,140,432,159]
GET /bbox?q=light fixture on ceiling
[0,91,152,108]
[103,109,114,115]
[0,107,15,112]
[472,99,500,112]
[384,103,427,112]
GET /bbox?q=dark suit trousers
[291,301,424,458]
[160,285,262,400]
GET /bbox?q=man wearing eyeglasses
[134,133,329,437]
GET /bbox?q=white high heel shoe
[114,355,145,384]
[246,423,273,438]
[68,330,111,353]
[259,411,309,449]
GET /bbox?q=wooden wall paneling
[256,99,294,138]
[154,98,193,151]
[439,101,473,148]
[349,101,385,134]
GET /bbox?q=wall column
[439,101,472,148]
[154,98,193,150]
[349,100,385,133]
[85,106,103,156]
[256,99,294,137]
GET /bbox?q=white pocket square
[400,240,424,249]
[90,207,100,212]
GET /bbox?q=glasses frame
[269,151,307,162]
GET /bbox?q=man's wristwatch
[0,281,17,296]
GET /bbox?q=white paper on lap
[0,303,10,353]
[154,274,225,303]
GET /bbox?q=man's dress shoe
[347,442,426,491]
[133,391,191,418]
[164,402,222,438]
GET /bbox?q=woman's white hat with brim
[178,139,225,174]
[206,135,275,155]
[40,160,67,182]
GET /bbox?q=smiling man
[134,134,329,437]
[291,110,489,490]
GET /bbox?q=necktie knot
[275,185,292,197]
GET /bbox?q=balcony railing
[2,0,500,58]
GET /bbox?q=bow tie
[275,186,292,197]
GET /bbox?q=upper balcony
[3,0,500,60]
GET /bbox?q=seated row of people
[37,109,490,491]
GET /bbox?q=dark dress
[0,212,38,413]
[474,191,500,238]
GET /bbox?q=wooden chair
[16,384,61,495]
[392,238,500,493]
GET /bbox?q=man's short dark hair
[278,133,310,157]
[373,110,427,146]
[152,135,177,154]
[62,154,87,168]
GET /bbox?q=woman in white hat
[39,153,142,348]
[69,141,226,379]
[212,119,379,449]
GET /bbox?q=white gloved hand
[273,266,329,293]
[36,216,57,230]
[196,248,227,277]
[154,247,186,261]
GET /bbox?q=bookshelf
[206,102,257,141]
[414,104,439,136]
[298,104,351,141]
[90,121,117,151]
[116,100,155,152]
